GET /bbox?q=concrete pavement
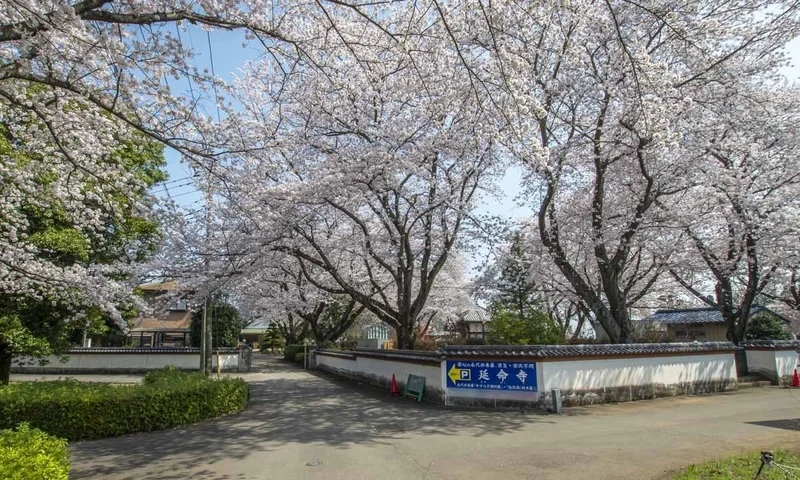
[69,355,800,480]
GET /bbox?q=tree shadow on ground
[69,356,553,480]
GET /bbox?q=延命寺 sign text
[445,360,537,392]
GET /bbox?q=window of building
[674,327,706,340]
[168,299,188,311]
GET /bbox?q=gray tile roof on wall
[317,348,442,364]
[440,342,738,358]
[641,305,792,325]
[65,347,243,354]
[739,340,800,350]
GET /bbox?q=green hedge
[0,368,249,441]
[284,344,305,361]
[294,352,306,365]
[0,423,69,480]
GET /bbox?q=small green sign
[403,374,425,402]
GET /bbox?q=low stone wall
[744,340,800,385]
[316,342,740,410]
[315,349,444,403]
[12,347,249,374]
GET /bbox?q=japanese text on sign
[445,360,538,392]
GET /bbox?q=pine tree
[488,233,562,345]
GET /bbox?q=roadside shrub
[142,365,205,385]
[338,338,358,350]
[294,352,306,365]
[0,368,249,441]
[284,344,305,361]
[0,423,69,480]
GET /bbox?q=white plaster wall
[14,352,242,371]
[211,353,240,370]
[316,354,357,372]
[315,353,441,392]
[775,350,799,379]
[355,356,441,387]
[541,353,736,392]
[746,350,778,379]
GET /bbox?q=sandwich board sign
[403,374,425,402]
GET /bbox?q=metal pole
[204,301,213,376]
[200,297,208,372]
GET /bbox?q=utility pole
[200,169,213,376]
[200,297,208,373]
[204,296,213,375]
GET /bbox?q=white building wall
[775,350,799,380]
[541,353,736,392]
[745,350,778,380]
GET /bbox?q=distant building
[458,308,491,341]
[240,321,270,346]
[638,305,793,342]
[358,323,391,349]
[129,281,192,347]
[429,307,491,342]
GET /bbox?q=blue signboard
[445,360,538,392]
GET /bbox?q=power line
[169,189,202,199]
[207,31,222,122]
[150,181,194,194]
[155,176,190,186]
[174,24,197,103]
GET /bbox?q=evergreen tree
[745,312,793,341]
[259,324,285,353]
[190,300,243,349]
[492,232,540,320]
[488,232,563,345]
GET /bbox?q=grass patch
[674,450,800,479]
[0,367,249,441]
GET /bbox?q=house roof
[641,305,792,325]
[241,327,269,335]
[460,307,489,324]
[139,280,181,292]
[131,312,192,331]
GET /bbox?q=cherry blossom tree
[199,4,503,349]
[668,86,800,343]
[765,266,800,313]
[443,0,800,343]
[1,0,303,316]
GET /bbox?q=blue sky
[156,29,800,274]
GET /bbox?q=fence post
[551,389,562,414]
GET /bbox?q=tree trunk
[396,324,415,350]
[0,345,11,386]
[570,312,588,342]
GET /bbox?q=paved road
[69,355,800,480]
